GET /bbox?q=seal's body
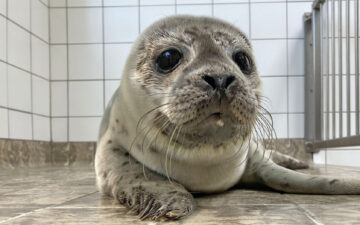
[95,16,360,220]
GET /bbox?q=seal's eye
[156,49,182,73]
[233,51,253,75]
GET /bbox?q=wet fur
[95,15,360,221]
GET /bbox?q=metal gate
[304,0,360,151]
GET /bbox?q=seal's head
[130,15,263,147]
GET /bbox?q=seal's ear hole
[232,51,253,75]
[156,48,182,73]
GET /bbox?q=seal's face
[134,16,263,146]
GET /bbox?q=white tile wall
[104,7,139,42]
[213,4,249,36]
[252,40,287,76]
[68,44,103,80]
[50,8,66,44]
[250,3,286,39]
[8,66,32,112]
[140,5,175,32]
[69,81,103,116]
[0,62,7,107]
[51,117,67,142]
[50,45,67,80]
[68,8,103,43]
[33,115,50,141]
[0,16,6,61]
[262,77,288,113]
[67,0,102,7]
[1,1,51,142]
[177,5,212,16]
[69,117,101,142]
[103,0,138,6]
[32,76,50,116]
[49,0,66,7]
[0,0,6,16]
[31,0,49,42]
[31,36,50,79]
[8,0,30,30]
[9,110,32,140]
[104,44,132,79]
[105,80,119,105]
[0,108,8,138]
[51,81,67,117]
[8,21,31,71]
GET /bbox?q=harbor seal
[95,15,360,220]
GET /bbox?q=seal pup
[95,15,360,220]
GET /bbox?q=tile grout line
[6,0,9,139]
[0,59,51,82]
[30,0,34,140]
[286,0,290,139]
[48,0,52,143]
[102,0,105,112]
[65,0,70,142]
[0,14,50,45]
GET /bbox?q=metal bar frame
[305,0,360,152]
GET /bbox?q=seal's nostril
[202,75,217,90]
[202,75,236,90]
[224,75,235,89]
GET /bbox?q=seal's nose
[202,75,235,90]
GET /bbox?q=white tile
[0,62,7,107]
[140,6,175,32]
[68,8,103,43]
[288,39,304,76]
[104,0,138,6]
[288,113,304,138]
[50,45,67,80]
[0,108,8,138]
[68,44,103,80]
[52,118,67,142]
[214,0,247,3]
[326,149,360,167]
[8,0,30,30]
[252,40,287,76]
[177,5,212,16]
[50,8,67,44]
[40,0,49,6]
[67,0,102,7]
[32,76,50,116]
[49,0,66,7]
[104,7,139,42]
[69,81,104,116]
[0,16,6,61]
[33,115,50,141]
[213,4,249,36]
[313,150,326,164]
[288,77,304,113]
[31,0,49,42]
[0,0,6,16]
[105,80,119,105]
[51,81,67,117]
[288,2,312,38]
[251,0,286,2]
[69,117,101,141]
[9,110,32,140]
[250,3,286,39]
[32,36,50,79]
[140,0,175,5]
[178,0,211,3]
[262,77,288,113]
[104,43,132,79]
[270,113,288,139]
[8,66,31,112]
[8,22,31,71]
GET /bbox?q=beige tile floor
[0,164,359,225]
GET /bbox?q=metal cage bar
[305,0,360,152]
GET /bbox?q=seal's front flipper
[256,160,360,194]
[267,150,309,170]
[95,136,194,221]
